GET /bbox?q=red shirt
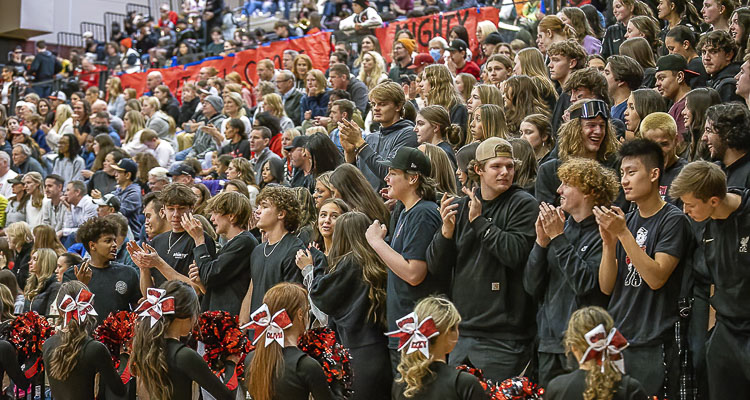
[457,61,481,80]
[269,133,283,158]
[77,65,106,89]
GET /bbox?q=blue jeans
[175,148,192,161]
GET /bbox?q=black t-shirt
[87,170,117,196]
[391,361,486,400]
[63,262,141,323]
[218,139,251,159]
[546,369,647,400]
[660,158,688,207]
[165,339,235,400]
[722,152,750,189]
[290,168,315,193]
[387,200,445,349]
[257,346,336,400]
[437,141,457,169]
[43,336,126,400]
[249,234,304,312]
[608,203,692,346]
[150,231,217,286]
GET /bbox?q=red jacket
[457,61,481,80]
[269,133,282,158]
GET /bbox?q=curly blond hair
[557,158,620,207]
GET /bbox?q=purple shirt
[669,96,688,139]
[583,35,602,55]
[396,0,414,13]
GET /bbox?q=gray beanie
[204,95,224,113]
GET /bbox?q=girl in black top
[546,306,647,400]
[245,282,336,400]
[0,339,29,400]
[131,280,236,400]
[24,248,60,316]
[307,211,392,400]
[392,296,485,400]
[43,281,126,400]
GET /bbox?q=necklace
[263,233,287,257]
[168,231,185,253]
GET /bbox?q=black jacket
[283,89,305,127]
[722,152,750,189]
[601,23,626,60]
[162,96,180,124]
[28,275,61,316]
[709,62,744,103]
[426,185,539,340]
[13,242,33,290]
[346,77,369,114]
[178,97,200,126]
[523,215,609,353]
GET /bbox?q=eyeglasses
[570,100,610,120]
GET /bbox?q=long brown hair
[417,105,463,149]
[330,164,390,225]
[24,248,57,303]
[503,75,550,135]
[246,283,309,400]
[424,64,464,112]
[32,225,66,256]
[131,281,200,400]
[327,212,387,326]
[563,306,622,400]
[92,133,116,171]
[47,281,97,381]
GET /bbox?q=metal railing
[80,22,107,43]
[56,32,84,49]
[148,0,183,18]
[104,12,128,42]
[126,3,151,17]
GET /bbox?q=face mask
[429,49,442,62]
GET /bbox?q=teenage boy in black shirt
[703,103,750,188]
[364,147,444,371]
[426,137,538,382]
[594,138,693,399]
[239,186,305,325]
[64,217,140,323]
[524,158,619,387]
[186,192,259,315]
[127,183,216,295]
[669,161,750,400]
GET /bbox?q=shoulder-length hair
[557,100,620,162]
[292,54,313,81]
[562,7,595,43]
[620,37,656,68]
[306,70,327,96]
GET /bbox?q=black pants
[537,352,576,388]
[705,322,750,400]
[448,336,532,382]
[622,339,680,399]
[349,343,392,400]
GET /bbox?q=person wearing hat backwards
[426,137,539,382]
[109,158,143,235]
[339,0,383,34]
[286,135,315,193]
[94,193,121,218]
[447,39,481,80]
[364,146,444,373]
[654,54,696,139]
[389,38,416,82]
[407,54,434,75]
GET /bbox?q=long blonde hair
[107,76,123,99]
[53,104,73,133]
[124,110,146,144]
[358,51,387,90]
[473,104,508,141]
[396,296,461,398]
[515,48,558,101]
[327,212,387,326]
[47,281,97,381]
[247,283,309,400]
[455,73,477,103]
[563,306,622,400]
[21,171,44,209]
[23,248,57,302]
[262,93,287,118]
[424,64,464,112]
[420,143,458,196]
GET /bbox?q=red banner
[117,8,500,95]
[375,7,500,64]
[119,31,333,97]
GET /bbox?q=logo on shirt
[115,280,128,294]
[624,227,647,287]
[580,245,588,252]
[173,252,188,260]
[740,236,749,253]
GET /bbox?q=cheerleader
[42,281,126,400]
[245,282,335,400]
[546,306,647,400]
[130,280,236,400]
[391,296,485,400]
[307,211,392,399]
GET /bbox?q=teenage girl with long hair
[469,104,508,142]
[502,75,550,135]
[415,105,461,163]
[43,281,126,399]
[422,64,468,141]
[330,164,390,226]
[245,282,336,400]
[308,212,391,399]
[392,296,484,399]
[546,306,647,400]
[131,280,236,400]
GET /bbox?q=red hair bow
[579,324,629,373]
[386,312,439,358]
[241,303,292,347]
[59,289,97,327]
[134,288,175,327]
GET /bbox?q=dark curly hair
[76,217,119,252]
[256,186,301,233]
[698,30,739,59]
[706,103,750,152]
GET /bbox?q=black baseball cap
[483,32,504,46]
[378,147,431,176]
[94,194,121,212]
[8,175,23,185]
[110,158,138,178]
[655,54,700,76]
[168,163,196,178]
[447,39,468,53]
[284,135,308,151]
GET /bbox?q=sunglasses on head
[570,100,610,121]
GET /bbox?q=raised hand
[74,259,93,286]
[439,193,458,239]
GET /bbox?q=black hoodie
[357,119,418,191]
[708,62,744,103]
[703,188,750,333]
[426,185,538,340]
